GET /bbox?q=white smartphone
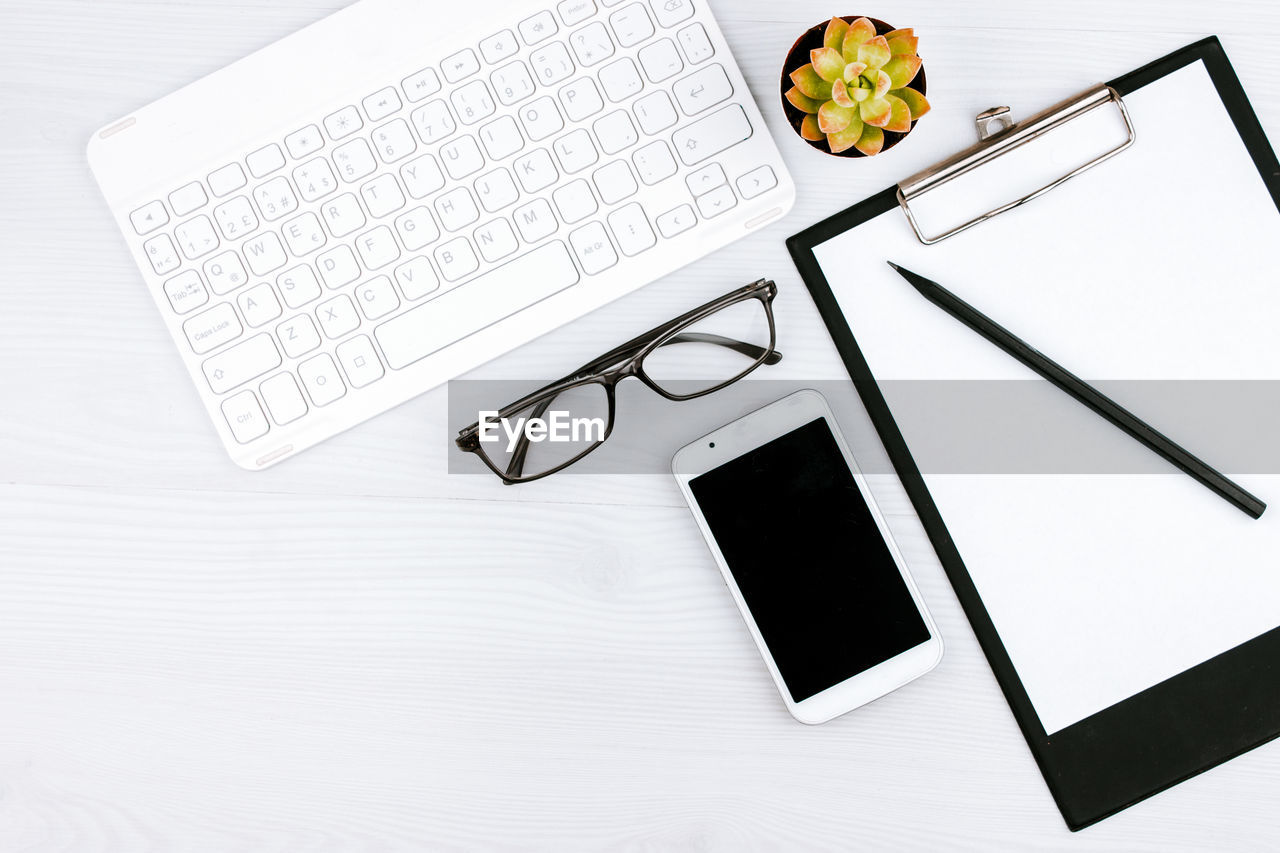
[672,389,943,724]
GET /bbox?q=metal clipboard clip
[896,85,1136,245]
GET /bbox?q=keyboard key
[169,183,208,217]
[674,62,732,116]
[252,176,299,221]
[184,303,243,354]
[685,162,725,196]
[242,232,288,275]
[736,165,777,199]
[401,154,446,199]
[451,80,497,125]
[393,256,440,300]
[518,97,564,142]
[204,333,281,393]
[355,224,401,270]
[479,115,524,161]
[607,202,656,256]
[637,38,682,83]
[402,67,442,103]
[410,100,456,145]
[599,57,644,102]
[260,373,308,425]
[593,110,638,155]
[317,245,361,288]
[569,221,618,274]
[435,187,481,232]
[277,314,322,358]
[474,218,519,263]
[518,10,558,46]
[298,353,346,406]
[593,160,638,204]
[440,135,485,180]
[695,184,735,218]
[324,105,363,140]
[609,4,654,47]
[293,158,338,203]
[143,233,181,275]
[163,270,209,314]
[362,87,402,122]
[237,282,283,327]
[337,335,385,388]
[633,90,677,134]
[320,193,366,238]
[632,139,677,184]
[434,237,480,281]
[213,195,259,240]
[247,144,286,178]
[672,104,751,165]
[474,168,519,213]
[553,128,598,173]
[442,48,481,83]
[285,124,325,159]
[354,276,400,320]
[282,211,328,256]
[530,41,575,86]
[316,294,360,338]
[479,29,520,64]
[553,179,598,223]
[394,206,441,251]
[372,118,418,164]
[359,174,406,218]
[557,0,596,25]
[277,265,322,309]
[569,21,615,67]
[175,215,220,260]
[332,138,378,183]
[514,148,559,192]
[655,203,696,237]
[513,198,558,242]
[677,22,713,64]
[376,241,579,369]
[559,77,604,122]
[492,61,536,107]
[208,163,247,197]
[222,391,270,443]
[650,0,694,27]
[129,200,168,235]
[203,250,248,294]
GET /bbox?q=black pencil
[887,261,1266,520]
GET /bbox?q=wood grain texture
[3,0,1280,848]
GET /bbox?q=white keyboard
[88,0,795,469]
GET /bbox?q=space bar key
[375,241,581,370]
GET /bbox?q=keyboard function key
[204,333,281,394]
[174,215,220,260]
[518,10,559,46]
[336,335,386,388]
[163,270,209,315]
[183,302,243,354]
[655,203,696,237]
[129,200,168,235]
[246,144,286,179]
[695,184,736,218]
[208,163,247,197]
[324,105,364,141]
[221,390,270,443]
[650,0,694,27]
[168,183,208,217]
[298,354,347,406]
[684,161,725,196]
[609,4,654,48]
[672,103,752,165]
[479,29,520,64]
[606,202,656,256]
[677,22,713,64]
[736,165,777,199]
[557,0,596,26]
[362,87,403,122]
[284,124,325,159]
[442,48,481,84]
[402,67,442,102]
[260,373,308,425]
[569,221,618,274]
[203,250,248,294]
[569,21,615,67]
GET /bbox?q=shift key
[202,333,281,394]
[673,104,753,166]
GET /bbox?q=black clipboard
[787,38,1280,831]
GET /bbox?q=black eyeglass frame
[455,279,781,484]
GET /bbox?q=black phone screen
[689,417,932,702]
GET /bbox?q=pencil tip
[886,261,902,272]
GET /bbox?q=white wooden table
[3,0,1280,847]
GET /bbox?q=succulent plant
[785,17,931,155]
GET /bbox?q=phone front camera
[709,442,715,448]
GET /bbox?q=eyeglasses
[456,279,782,484]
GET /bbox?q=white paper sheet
[812,60,1280,734]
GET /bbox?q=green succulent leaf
[823,16,849,51]
[831,78,856,108]
[841,17,877,62]
[888,35,919,56]
[857,36,891,72]
[884,27,914,39]
[854,123,885,156]
[800,112,825,141]
[883,93,912,133]
[785,86,823,114]
[790,64,833,100]
[843,61,867,83]
[818,100,856,134]
[860,95,891,128]
[882,54,922,90]
[874,70,892,99]
[827,113,865,153]
[809,47,846,83]
[893,86,931,119]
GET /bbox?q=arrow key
[736,164,777,200]
[695,184,735,219]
